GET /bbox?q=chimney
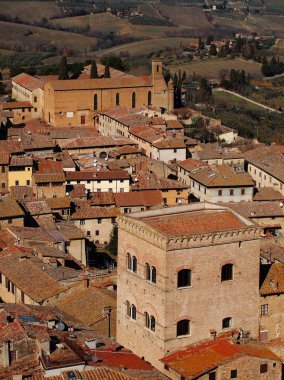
[83,266,90,289]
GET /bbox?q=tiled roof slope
[141,210,245,237]
[161,338,281,379]
[260,263,284,295]
[245,145,284,182]
[188,165,253,187]
[131,170,188,190]
[0,246,64,302]
[0,197,25,218]
[115,190,162,207]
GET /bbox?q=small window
[221,264,233,281]
[241,188,245,195]
[145,312,150,328]
[127,254,137,273]
[218,189,222,196]
[261,304,268,316]
[80,220,85,225]
[116,93,120,106]
[230,189,234,196]
[130,304,136,320]
[150,316,155,331]
[34,96,37,102]
[95,230,99,236]
[209,372,216,380]
[98,218,102,224]
[148,91,152,106]
[26,180,30,186]
[177,319,190,337]
[132,92,136,109]
[260,364,268,373]
[178,269,191,288]
[145,263,150,281]
[222,317,232,329]
[87,231,91,236]
[15,180,19,186]
[231,369,237,378]
[94,94,98,111]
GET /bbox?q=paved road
[214,88,281,113]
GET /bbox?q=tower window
[178,269,191,288]
[177,319,190,337]
[221,264,233,281]
[132,92,136,109]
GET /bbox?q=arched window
[178,269,191,288]
[148,91,152,106]
[130,304,136,320]
[177,319,190,337]
[221,264,233,282]
[127,254,137,272]
[132,256,137,273]
[145,264,156,283]
[150,316,155,332]
[116,93,120,106]
[151,266,156,284]
[132,92,136,109]
[94,94,98,111]
[145,263,150,281]
[222,317,232,329]
[145,312,150,328]
[126,301,130,317]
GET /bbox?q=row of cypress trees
[58,56,111,80]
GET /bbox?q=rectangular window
[1,183,5,189]
[209,372,216,380]
[261,304,268,316]
[87,231,91,236]
[34,96,37,102]
[231,369,237,378]
[98,218,102,224]
[15,180,19,186]
[95,230,99,236]
[21,291,25,303]
[80,220,85,225]
[241,188,245,195]
[218,189,222,196]
[260,364,268,373]
[1,166,5,173]
[230,189,234,196]
[26,180,30,186]
[120,188,124,192]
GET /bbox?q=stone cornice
[118,216,262,251]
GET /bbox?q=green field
[213,91,264,111]
[0,21,98,53]
[96,37,190,57]
[167,57,262,79]
[265,0,284,12]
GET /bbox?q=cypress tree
[58,56,68,80]
[104,64,111,78]
[90,60,98,78]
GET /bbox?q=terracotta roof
[9,156,33,167]
[69,184,87,198]
[245,145,284,183]
[32,367,136,380]
[115,190,162,207]
[0,197,25,219]
[226,201,284,219]
[54,286,116,333]
[2,101,32,109]
[48,76,152,91]
[131,170,188,191]
[0,140,24,154]
[177,158,207,172]
[188,165,254,187]
[0,318,26,343]
[12,72,44,91]
[66,170,129,181]
[59,136,134,150]
[55,221,85,240]
[0,152,10,165]
[166,119,183,129]
[260,263,284,295]
[20,132,55,151]
[10,186,36,201]
[140,209,245,237]
[160,338,281,379]
[129,125,164,144]
[208,123,235,135]
[0,246,64,302]
[261,244,284,264]
[30,243,67,259]
[24,200,52,215]
[71,206,120,220]
[100,107,150,128]
[34,173,65,183]
[7,226,56,243]
[49,127,99,140]
[37,160,64,174]
[153,138,186,149]
[45,197,70,209]
[90,191,115,206]
[253,187,284,201]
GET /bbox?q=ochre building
[44,59,174,127]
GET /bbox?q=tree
[90,60,98,78]
[206,35,214,45]
[58,56,68,80]
[104,64,111,78]
[197,78,212,103]
[0,71,2,81]
[209,43,217,56]
[107,225,118,256]
[100,55,125,71]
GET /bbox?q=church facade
[43,59,174,127]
